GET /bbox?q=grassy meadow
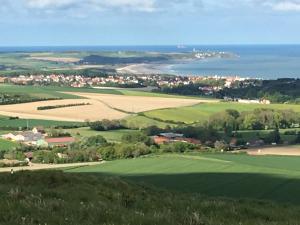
[0,84,212,100]
[68,153,300,204]
[66,127,138,142]
[0,84,83,99]
[0,116,84,129]
[143,102,300,124]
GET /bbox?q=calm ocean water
[0,45,300,79]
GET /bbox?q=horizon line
[1,43,300,48]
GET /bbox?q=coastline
[117,63,173,74]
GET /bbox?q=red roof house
[45,137,75,147]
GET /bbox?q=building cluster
[223,97,271,105]
[152,133,201,145]
[3,74,141,88]
[1,73,259,91]
[1,127,75,148]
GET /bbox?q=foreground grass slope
[68,153,300,204]
[1,170,300,225]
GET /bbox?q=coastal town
[0,73,261,95]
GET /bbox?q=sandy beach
[117,63,170,74]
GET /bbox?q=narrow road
[0,161,103,173]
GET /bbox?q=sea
[0,45,300,79]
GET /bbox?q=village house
[1,129,44,143]
[153,133,201,145]
[45,137,76,147]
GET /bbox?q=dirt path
[0,161,103,173]
[246,145,300,156]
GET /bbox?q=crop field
[0,90,203,122]
[68,152,300,204]
[66,127,137,142]
[66,92,203,113]
[143,102,300,124]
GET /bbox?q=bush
[0,160,28,168]
[160,142,196,153]
[98,143,152,160]
[264,128,281,144]
[214,141,230,151]
[284,130,297,135]
[66,149,101,163]
[89,120,124,131]
[122,132,154,146]
[32,151,58,164]
[4,150,25,161]
[71,135,108,149]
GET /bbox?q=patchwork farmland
[0,92,203,122]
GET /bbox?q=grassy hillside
[66,127,138,142]
[144,102,300,124]
[1,170,300,225]
[0,84,213,99]
[0,84,82,99]
[68,153,300,204]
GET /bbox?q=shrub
[122,132,154,146]
[89,120,124,131]
[214,141,230,151]
[160,142,196,153]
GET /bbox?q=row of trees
[88,120,125,131]
[219,79,300,103]
[37,103,90,111]
[207,109,299,133]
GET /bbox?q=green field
[0,84,82,99]
[143,102,300,124]
[0,84,212,100]
[66,127,138,142]
[0,116,84,129]
[124,115,173,129]
[68,153,300,204]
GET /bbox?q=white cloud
[26,0,76,9]
[3,0,299,18]
[24,0,157,12]
[23,0,203,13]
[270,1,300,11]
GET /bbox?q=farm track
[0,161,104,173]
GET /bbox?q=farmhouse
[45,137,75,147]
[153,133,201,145]
[1,129,44,143]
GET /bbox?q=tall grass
[0,170,300,225]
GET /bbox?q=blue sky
[0,0,300,46]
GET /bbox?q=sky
[0,0,300,46]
